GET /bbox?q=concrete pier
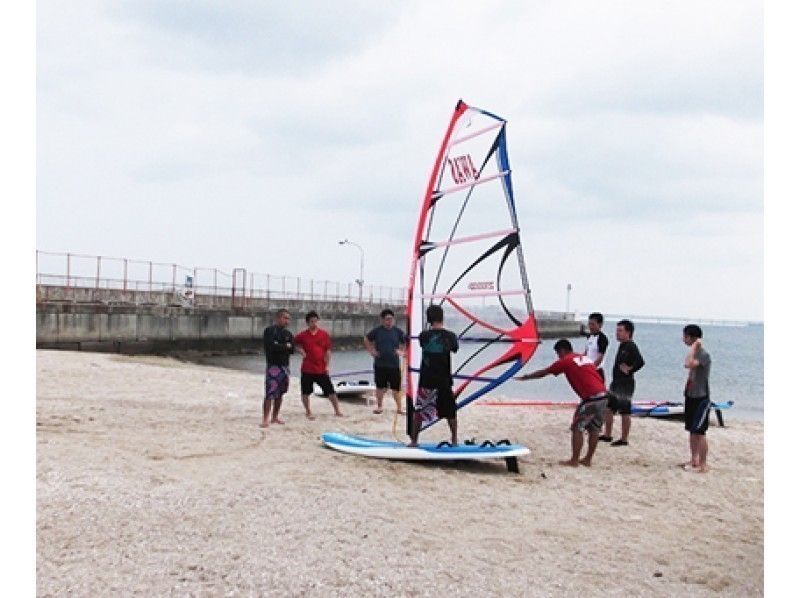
[36,285,585,354]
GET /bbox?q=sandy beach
[37,350,763,596]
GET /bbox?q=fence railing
[35,250,406,309]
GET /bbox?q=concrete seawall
[36,303,382,354]
[36,287,585,355]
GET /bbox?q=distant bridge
[581,313,753,328]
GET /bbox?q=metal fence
[35,250,407,308]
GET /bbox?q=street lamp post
[565,283,572,318]
[338,239,364,305]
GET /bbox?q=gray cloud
[108,1,395,76]
[36,0,764,320]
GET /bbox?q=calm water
[198,322,763,421]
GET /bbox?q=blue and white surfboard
[631,400,734,417]
[320,432,530,461]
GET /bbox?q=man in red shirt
[516,339,609,467]
[293,311,345,420]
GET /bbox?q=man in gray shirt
[681,324,712,473]
[364,309,406,415]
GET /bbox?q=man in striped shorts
[262,309,294,428]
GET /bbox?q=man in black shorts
[681,324,712,473]
[293,311,344,420]
[602,319,645,446]
[364,309,406,415]
[408,304,459,447]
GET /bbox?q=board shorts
[684,394,711,435]
[571,395,608,433]
[264,365,290,400]
[300,372,335,396]
[607,385,633,415]
[413,386,456,426]
[374,366,401,391]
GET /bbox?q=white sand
[37,350,763,596]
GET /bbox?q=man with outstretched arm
[364,308,406,415]
[293,311,345,420]
[681,324,712,473]
[408,305,459,447]
[516,339,609,467]
[261,308,294,428]
[602,319,645,446]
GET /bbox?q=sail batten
[421,228,518,250]
[448,121,505,148]
[435,170,510,197]
[418,289,528,300]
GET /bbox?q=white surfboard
[315,380,376,398]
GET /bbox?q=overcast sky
[36,0,763,321]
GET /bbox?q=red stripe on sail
[405,100,470,400]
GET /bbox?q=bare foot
[407,442,418,447]
[695,465,710,474]
[397,410,406,415]
[335,412,346,418]
[559,459,580,467]
[305,413,316,421]
[681,462,700,472]
[372,409,383,414]
[271,417,285,425]
[578,457,592,467]
[259,422,269,429]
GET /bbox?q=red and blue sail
[405,100,540,432]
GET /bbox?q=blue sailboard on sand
[320,433,530,472]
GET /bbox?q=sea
[197,322,764,422]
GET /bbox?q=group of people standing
[261,308,345,427]
[261,307,713,473]
[260,305,458,447]
[261,307,410,427]
[517,312,712,473]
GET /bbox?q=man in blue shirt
[364,309,407,415]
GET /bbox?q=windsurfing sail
[405,100,540,433]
